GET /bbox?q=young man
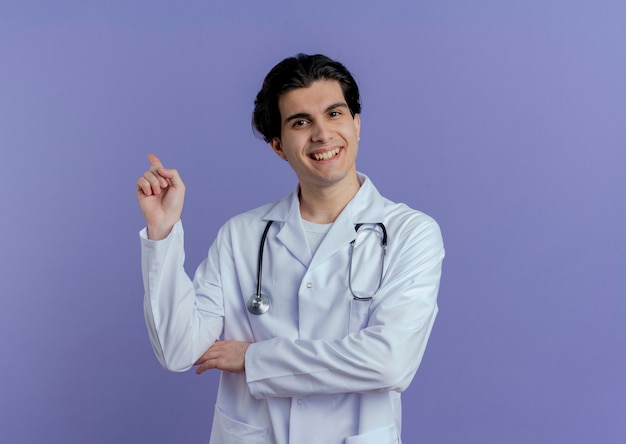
[137,53,444,444]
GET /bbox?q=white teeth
[313,148,340,161]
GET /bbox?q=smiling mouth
[311,148,341,161]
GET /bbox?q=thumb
[155,164,184,190]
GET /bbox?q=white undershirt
[301,219,333,256]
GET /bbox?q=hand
[136,154,185,240]
[194,340,250,374]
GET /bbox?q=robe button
[306,282,313,289]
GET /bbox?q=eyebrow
[284,102,349,124]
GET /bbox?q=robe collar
[261,173,386,268]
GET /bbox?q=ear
[270,138,287,161]
[354,113,361,141]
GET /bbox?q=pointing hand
[136,154,186,240]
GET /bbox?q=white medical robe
[141,174,444,443]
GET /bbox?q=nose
[311,120,332,143]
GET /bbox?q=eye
[329,111,341,118]
[293,119,308,128]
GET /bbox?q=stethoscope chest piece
[247,293,270,315]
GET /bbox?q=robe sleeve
[141,221,224,371]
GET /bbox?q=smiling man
[137,53,444,444]
[270,79,361,224]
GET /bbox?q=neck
[299,174,361,224]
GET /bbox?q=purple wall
[1,1,624,442]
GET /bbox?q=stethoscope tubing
[249,220,387,315]
[256,220,274,297]
[349,223,387,300]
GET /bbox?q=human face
[270,80,361,194]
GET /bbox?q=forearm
[246,313,437,398]
[141,222,223,371]
[246,260,442,398]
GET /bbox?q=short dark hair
[252,53,361,143]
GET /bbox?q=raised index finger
[146,153,169,187]
[147,153,164,169]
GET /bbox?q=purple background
[1,1,624,442]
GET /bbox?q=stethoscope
[246,221,388,315]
